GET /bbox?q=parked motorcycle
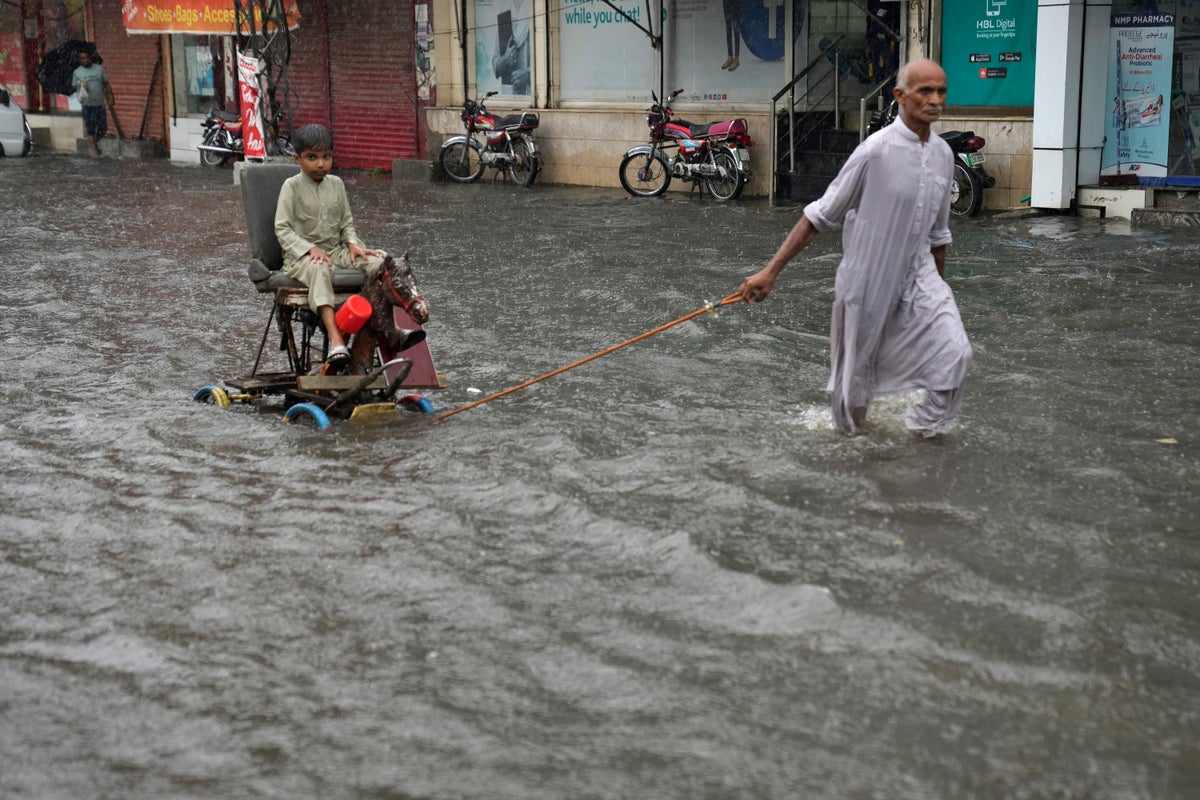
[867,101,995,217]
[940,129,995,217]
[198,108,292,167]
[619,89,754,202]
[439,91,541,187]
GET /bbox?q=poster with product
[1101,12,1175,179]
[557,0,661,102]
[557,0,806,105]
[475,0,532,97]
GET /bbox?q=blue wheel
[283,402,333,430]
[193,385,231,408]
[398,394,435,413]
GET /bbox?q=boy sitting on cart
[275,123,386,366]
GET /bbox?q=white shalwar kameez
[803,120,972,435]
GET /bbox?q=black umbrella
[36,40,102,96]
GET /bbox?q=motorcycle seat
[940,130,974,150]
[495,111,539,130]
[668,118,716,138]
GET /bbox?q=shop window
[171,34,231,115]
[2,0,87,112]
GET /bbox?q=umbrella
[36,40,103,96]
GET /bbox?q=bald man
[739,58,972,436]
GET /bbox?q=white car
[0,82,33,157]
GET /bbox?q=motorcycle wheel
[950,160,983,217]
[199,130,227,167]
[507,137,538,188]
[440,141,485,183]
[619,151,670,197]
[706,148,742,202]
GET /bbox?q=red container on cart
[335,294,371,334]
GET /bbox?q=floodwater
[2,154,1198,799]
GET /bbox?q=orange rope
[432,291,744,421]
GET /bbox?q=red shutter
[91,0,166,142]
[285,0,334,130]
[284,0,420,171]
[327,0,418,169]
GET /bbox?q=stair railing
[857,69,899,141]
[769,35,846,204]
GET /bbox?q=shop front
[1032,0,1200,216]
[5,0,425,170]
[423,0,1037,205]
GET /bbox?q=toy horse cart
[193,163,442,429]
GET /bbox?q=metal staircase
[770,39,897,203]
[770,1,901,204]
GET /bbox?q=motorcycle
[439,91,541,187]
[867,100,995,217]
[619,88,754,202]
[198,108,292,167]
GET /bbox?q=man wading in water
[738,58,972,436]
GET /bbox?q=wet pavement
[1,153,1199,799]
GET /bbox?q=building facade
[8,0,1196,215]
[421,0,1039,208]
[2,0,425,169]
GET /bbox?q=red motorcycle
[198,107,292,167]
[439,91,541,187]
[619,89,754,201]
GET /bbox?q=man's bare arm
[738,214,819,303]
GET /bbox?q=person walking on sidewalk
[737,58,972,436]
[72,49,112,155]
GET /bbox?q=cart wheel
[398,394,435,413]
[283,402,332,430]
[193,385,231,408]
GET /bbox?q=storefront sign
[1101,13,1175,178]
[941,0,1036,105]
[121,1,300,35]
[556,0,803,105]
[237,50,266,159]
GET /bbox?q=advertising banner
[0,32,27,107]
[237,50,266,160]
[941,0,1037,106]
[475,0,533,97]
[557,0,803,105]
[1101,12,1175,179]
[121,1,300,35]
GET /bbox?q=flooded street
[2,154,1198,799]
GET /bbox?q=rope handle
[432,291,744,421]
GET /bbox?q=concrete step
[776,171,837,202]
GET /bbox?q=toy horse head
[380,251,429,325]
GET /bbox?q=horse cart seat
[240,163,366,294]
[236,163,443,392]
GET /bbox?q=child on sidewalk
[275,123,386,365]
